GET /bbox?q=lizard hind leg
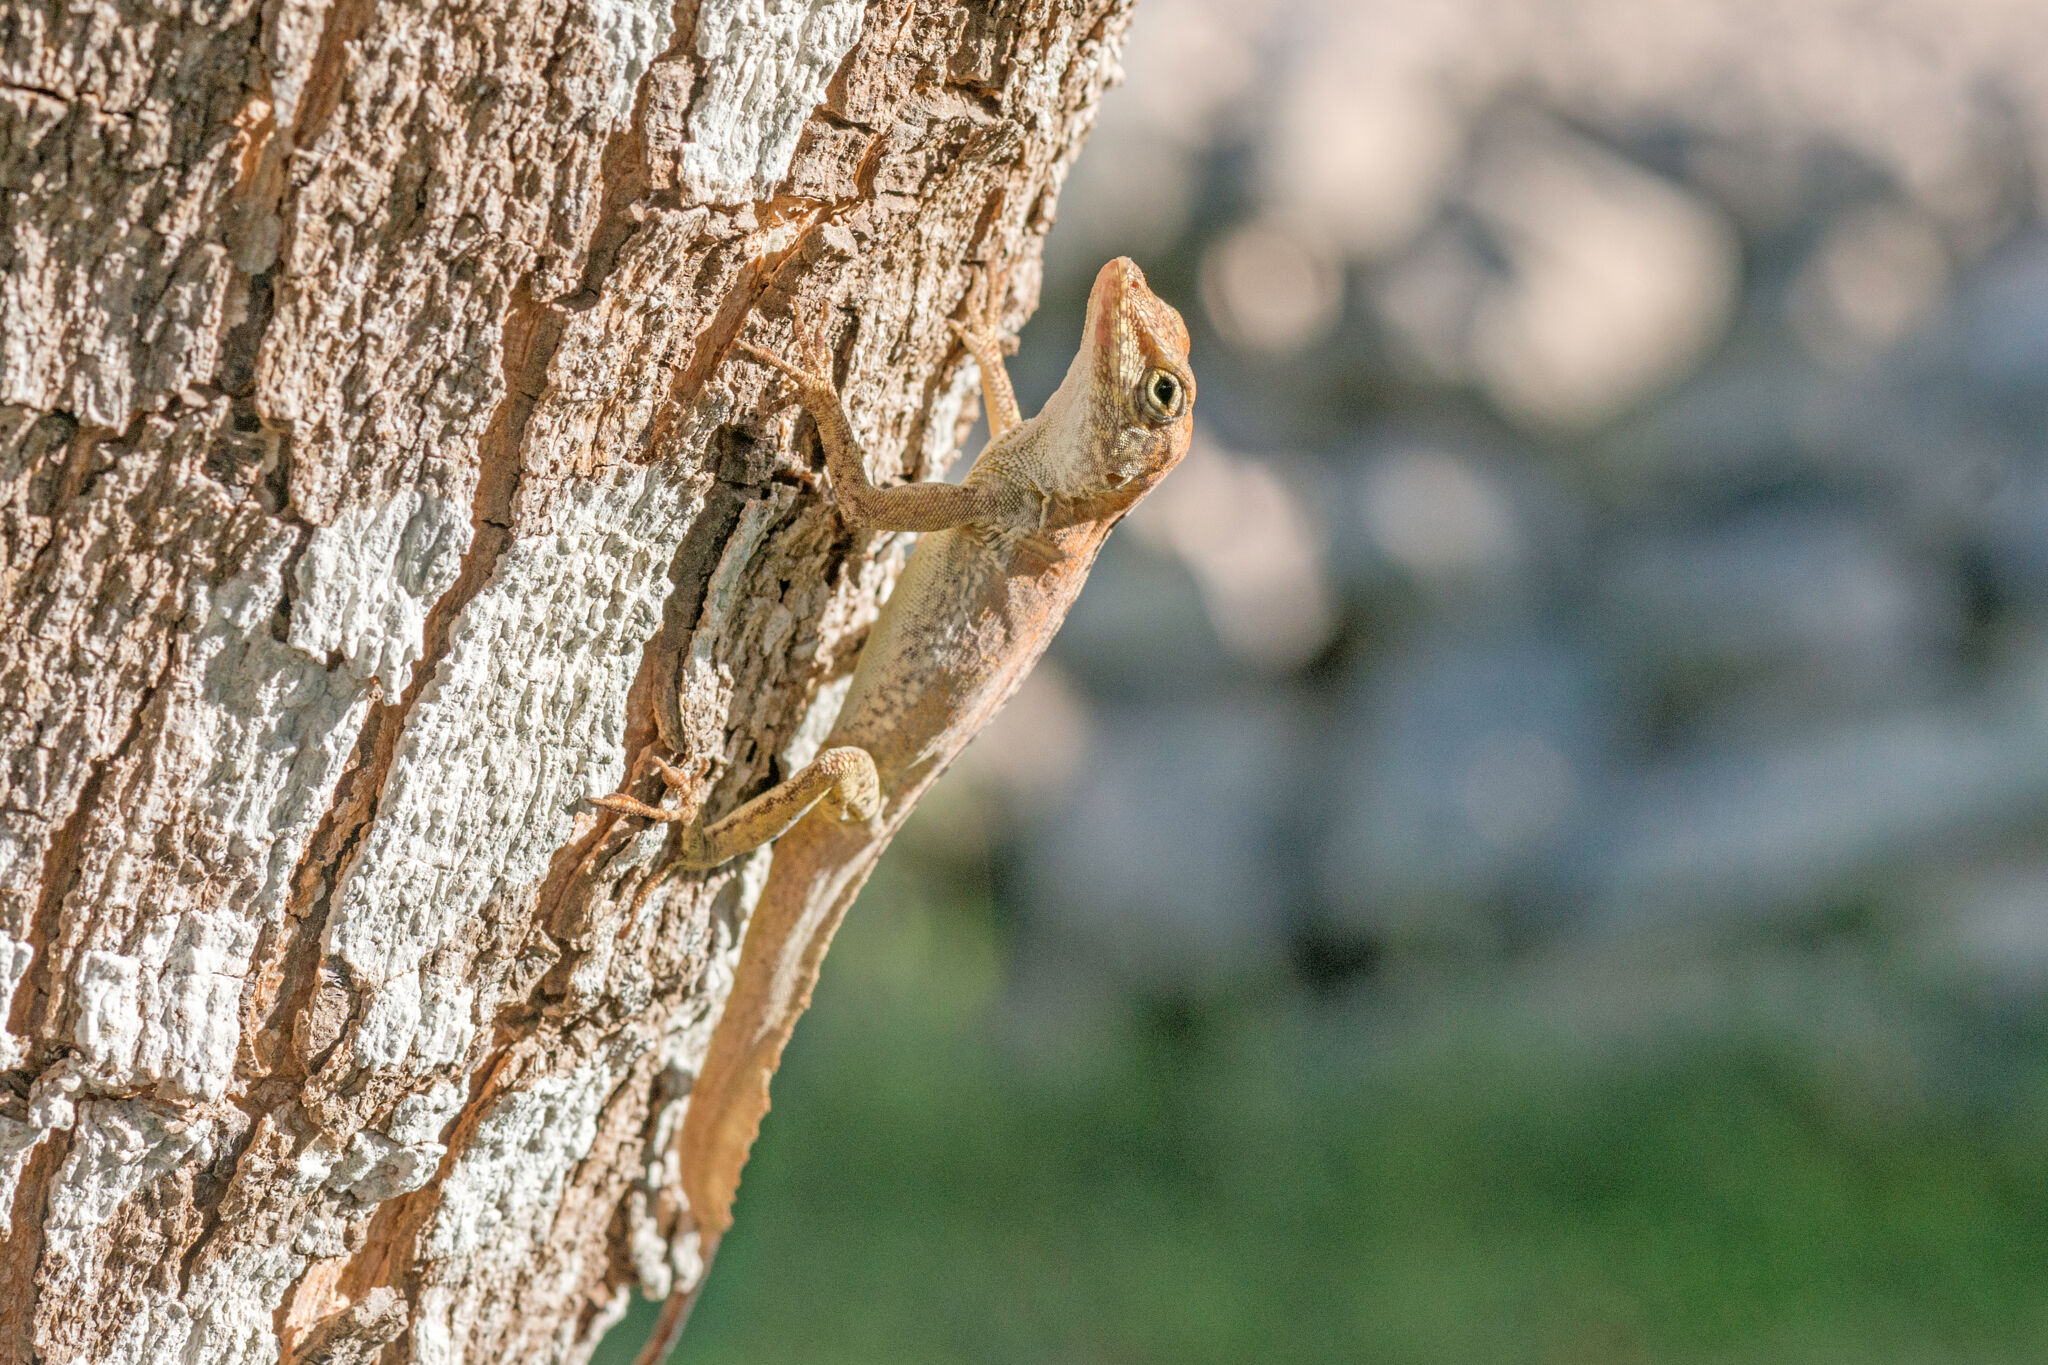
[589,746,877,872]
[681,745,880,869]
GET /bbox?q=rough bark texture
[0,0,1133,1358]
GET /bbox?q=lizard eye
[1136,367,1186,423]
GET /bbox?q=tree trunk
[0,0,1131,1357]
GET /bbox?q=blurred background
[606,1,2048,1359]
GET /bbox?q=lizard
[594,256,1194,1363]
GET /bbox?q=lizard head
[1042,257,1195,507]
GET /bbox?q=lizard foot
[944,264,1013,361]
[590,753,712,825]
[945,264,1022,438]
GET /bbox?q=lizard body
[599,257,1193,1361]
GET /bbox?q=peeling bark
[0,0,1134,1357]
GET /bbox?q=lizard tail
[677,806,888,1236]
[630,1237,721,1365]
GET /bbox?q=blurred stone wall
[951,0,2048,1013]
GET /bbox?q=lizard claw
[590,792,684,823]
[735,341,832,396]
[650,753,710,790]
[946,315,1011,356]
[594,751,712,824]
[734,341,798,376]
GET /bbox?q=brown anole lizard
[596,257,1194,1362]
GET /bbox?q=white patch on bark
[588,0,677,119]
[323,466,704,1068]
[327,1127,446,1202]
[91,1236,314,1365]
[74,950,144,1076]
[682,0,866,200]
[290,488,472,693]
[409,1055,622,1365]
[416,977,477,1069]
[354,972,423,1070]
[43,1099,212,1242]
[173,522,370,923]
[0,933,33,1067]
[389,1079,467,1144]
[0,1063,85,1236]
[412,1286,459,1365]
[625,1012,732,1301]
[117,527,370,1102]
[411,1062,615,1361]
[43,466,493,1111]
[0,1115,42,1235]
[625,841,771,1293]
[178,1247,312,1365]
[55,513,377,1103]
[41,1101,219,1354]
[626,1061,683,1296]
[146,912,247,1100]
[351,973,474,1074]
[261,0,334,130]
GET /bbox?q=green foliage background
[596,853,2048,1365]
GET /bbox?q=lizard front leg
[592,745,879,869]
[736,340,1042,538]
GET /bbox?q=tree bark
[0,0,1132,1358]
